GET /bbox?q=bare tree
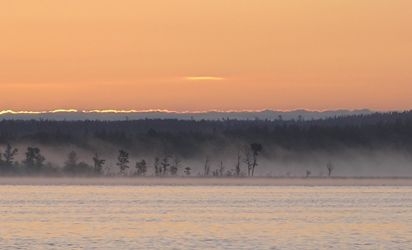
[203,156,210,176]
[160,156,170,176]
[219,161,224,177]
[92,153,105,175]
[326,161,334,177]
[250,143,263,177]
[242,146,253,176]
[154,157,161,176]
[170,155,180,176]
[235,150,241,177]
[117,150,129,175]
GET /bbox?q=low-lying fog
[7,142,412,177]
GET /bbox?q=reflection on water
[1,185,412,249]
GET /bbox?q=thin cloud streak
[0,108,378,116]
[0,109,78,115]
[184,76,225,81]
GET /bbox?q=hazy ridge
[0,109,372,121]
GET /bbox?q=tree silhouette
[170,155,180,176]
[184,166,191,176]
[135,159,147,176]
[250,143,263,176]
[92,153,105,175]
[2,144,18,170]
[154,157,161,176]
[117,150,129,175]
[242,146,253,176]
[2,110,412,177]
[219,161,224,177]
[64,151,79,173]
[203,156,210,176]
[160,156,170,176]
[23,147,45,173]
[326,161,334,177]
[235,150,241,177]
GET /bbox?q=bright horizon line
[0,108,391,116]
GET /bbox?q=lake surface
[1,185,412,249]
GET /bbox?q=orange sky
[1,0,411,111]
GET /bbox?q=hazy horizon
[0,108,376,121]
[0,107,377,114]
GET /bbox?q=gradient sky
[1,0,411,111]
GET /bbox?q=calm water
[1,185,412,249]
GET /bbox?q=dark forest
[1,111,412,177]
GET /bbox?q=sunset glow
[1,0,411,111]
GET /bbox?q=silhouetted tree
[2,144,18,171]
[154,157,161,176]
[225,169,234,177]
[77,162,93,174]
[135,159,147,176]
[160,156,170,176]
[92,153,105,175]
[184,167,191,176]
[250,143,263,176]
[23,147,45,172]
[235,150,241,177]
[219,161,224,177]
[242,146,253,176]
[2,111,412,177]
[170,155,180,176]
[117,150,129,175]
[64,151,79,173]
[203,156,210,176]
[327,161,334,177]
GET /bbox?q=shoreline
[1,177,412,186]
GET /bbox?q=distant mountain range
[0,109,374,121]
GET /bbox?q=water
[1,185,412,249]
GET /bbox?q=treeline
[0,111,411,176]
[1,111,412,156]
[0,143,266,177]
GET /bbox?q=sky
[1,0,411,112]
